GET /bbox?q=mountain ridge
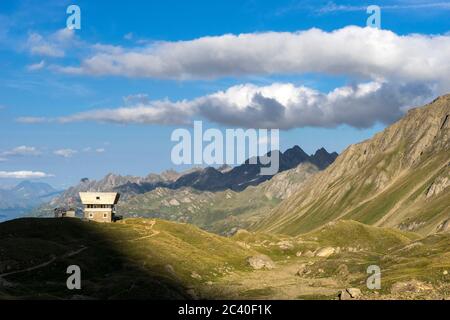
[31,146,337,218]
[255,94,450,236]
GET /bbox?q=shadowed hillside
[0,218,448,300]
[0,218,254,299]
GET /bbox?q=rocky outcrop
[247,255,275,270]
[338,288,362,300]
[315,247,335,258]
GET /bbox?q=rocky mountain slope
[256,94,450,236]
[168,146,336,192]
[32,146,337,219]
[118,162,320,234]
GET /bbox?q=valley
[0,218,448,300]
[1,94,449,300]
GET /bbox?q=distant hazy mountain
[0,181,60,221]
[0,181,59,209]
[256,94,450,236]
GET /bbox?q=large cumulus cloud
[57,26,450,86]
[20,81,434,129]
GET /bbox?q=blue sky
[0,0,449,188]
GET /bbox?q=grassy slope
[0,218,255,299]
[255,96,450,236]
[118,187,281,234]
[0,218,448,299]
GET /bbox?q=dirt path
[215,260,345,300]
[0,246,88,280]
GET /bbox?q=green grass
[0,218,448,300]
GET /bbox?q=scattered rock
[247,255,275,270]
[303,250,314,258]
[295,251,302,257]
[426,176,449,198]
[337,290,351,300]
[296,263,307,276]
[315,247,335,258]
[443,270,448,275]
[169,199,180,206]
[390,280,434,294]
[236,241,251,249]
[347,288,362,298]
[277,240,294,250]
[190,271,202,280]
[338,288,362,300]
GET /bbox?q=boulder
[247,255,275,270]
[315,247,335,258]
[190,271,202,280]
[338,288,362,300]
[337,290,352,300]
[296,263,308,276]
[277,240,294,250]
[303,250,314,258]
[347,288,362,298]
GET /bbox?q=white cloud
[54,148,77,158]
[27,60,46,71]
[0,171,53,179]
[16,117,48,124]
[30,81,433,129]
[2,146,41,157]
[26,28,75,58]
[123,93,150,105]
[56,26,450,86]
[58,100,194,126]
[17,26,450,130]
[95,148,106,153]
[317,2,450,14]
